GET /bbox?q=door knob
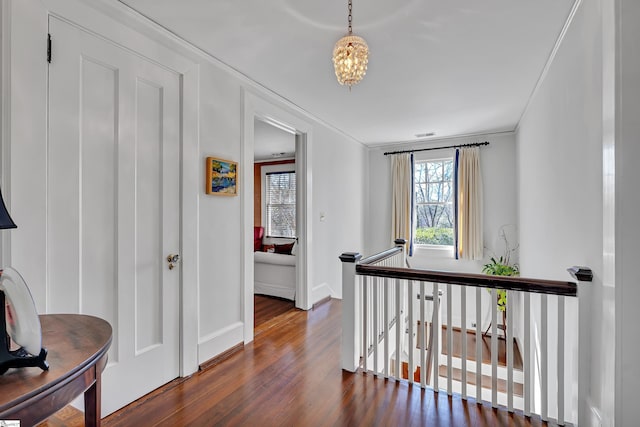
[167,254,180,270]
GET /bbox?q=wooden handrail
[356,264,577,297]
[358,247,402,266]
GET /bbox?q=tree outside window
[414,159,454,246]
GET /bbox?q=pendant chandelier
[332,0,369,88]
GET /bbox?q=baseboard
[311,282,334,305]
[198,321,244,365]
[200,342,244,371]
[312,295,332,309]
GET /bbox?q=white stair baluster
[541,294,548,421]
[461,285,467,399]
[476,287,482,403]
[447,283,453,395]
[507,290,514,412]
[491,288,498,408]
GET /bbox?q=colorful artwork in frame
[206,157,238,196]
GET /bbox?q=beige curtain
[391,153,412,245]
[457,147,483,260]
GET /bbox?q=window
[265,171,296,237]
[414,159,454,246]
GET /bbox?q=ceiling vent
[415,132,435,138]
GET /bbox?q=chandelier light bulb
[332,0,369,88]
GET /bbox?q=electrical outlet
[471,322,477,328]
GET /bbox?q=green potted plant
[482,256,519,311]
[482,226,519,338]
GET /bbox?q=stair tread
[439,326,524,370]
[438,365,524,397]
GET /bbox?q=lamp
[0,187,17,230]
[332,0,369,89]
[0,186,48,374]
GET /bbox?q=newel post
[395,238,407,267]
[568,266,593,427]
[340,252,362,372]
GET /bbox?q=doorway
[253,119,297,328]
[242,91,313,343]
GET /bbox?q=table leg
[84,369,102,427]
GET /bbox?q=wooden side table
[0,314,112,426]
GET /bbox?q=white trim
[242,89,313,345]
[311,282,334,303]
[179,65,201,377]
[367,130,515,149]
[254,157,296,164]
[0,0,12,267]
[515,0,583,134]
[198,322,244,364]
[261,163,296,235]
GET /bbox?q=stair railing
[340,240,592,426]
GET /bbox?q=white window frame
[412,150,455,257]
[261,163,296,237]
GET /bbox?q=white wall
[367,133,517,268]
[366,133,518,329]
[516,0,605,423]
[197,62,244,353]
[2,0,367,400]
[312,125,367,300]
[616,0,640,425]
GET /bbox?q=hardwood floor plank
[254,294,296,329]
[43,299,563,427]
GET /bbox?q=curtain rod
[383,141,490,156]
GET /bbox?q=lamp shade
[0,187,17,229]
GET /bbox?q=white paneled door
[48,17,181,415]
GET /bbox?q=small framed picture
[206,157,238,196]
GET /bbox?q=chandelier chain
[348,0,352,34]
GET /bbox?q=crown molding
[366,130,516,150]
[514,0,583,134]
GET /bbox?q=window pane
[427,183,442,202]
[266,205,296,237]
[413,158,454,247]
[266,171,296,237]
[415,183,427,203]
[443,161,453,181]
[414,204,454,245]
[442,182,452,202]
[427,161,442,182]
[415,162,426,183]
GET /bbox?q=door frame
[2,0,201,378]
[242,89,313,342]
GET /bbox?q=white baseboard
[198,321,243,365]
[311,282,334,304]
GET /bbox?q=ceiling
[254,119,296,161]
[119,0,575,146]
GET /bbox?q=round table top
[0,314,112,411]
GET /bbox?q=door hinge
[47,33,52,63]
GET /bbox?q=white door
[47,17,181,415]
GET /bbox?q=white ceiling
[254,119,296,161]
[120,0,575,145]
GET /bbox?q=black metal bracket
[567,266,593,282]
[0,290,49,375]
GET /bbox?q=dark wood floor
[42,298,558,427]
[254,294,295,330]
